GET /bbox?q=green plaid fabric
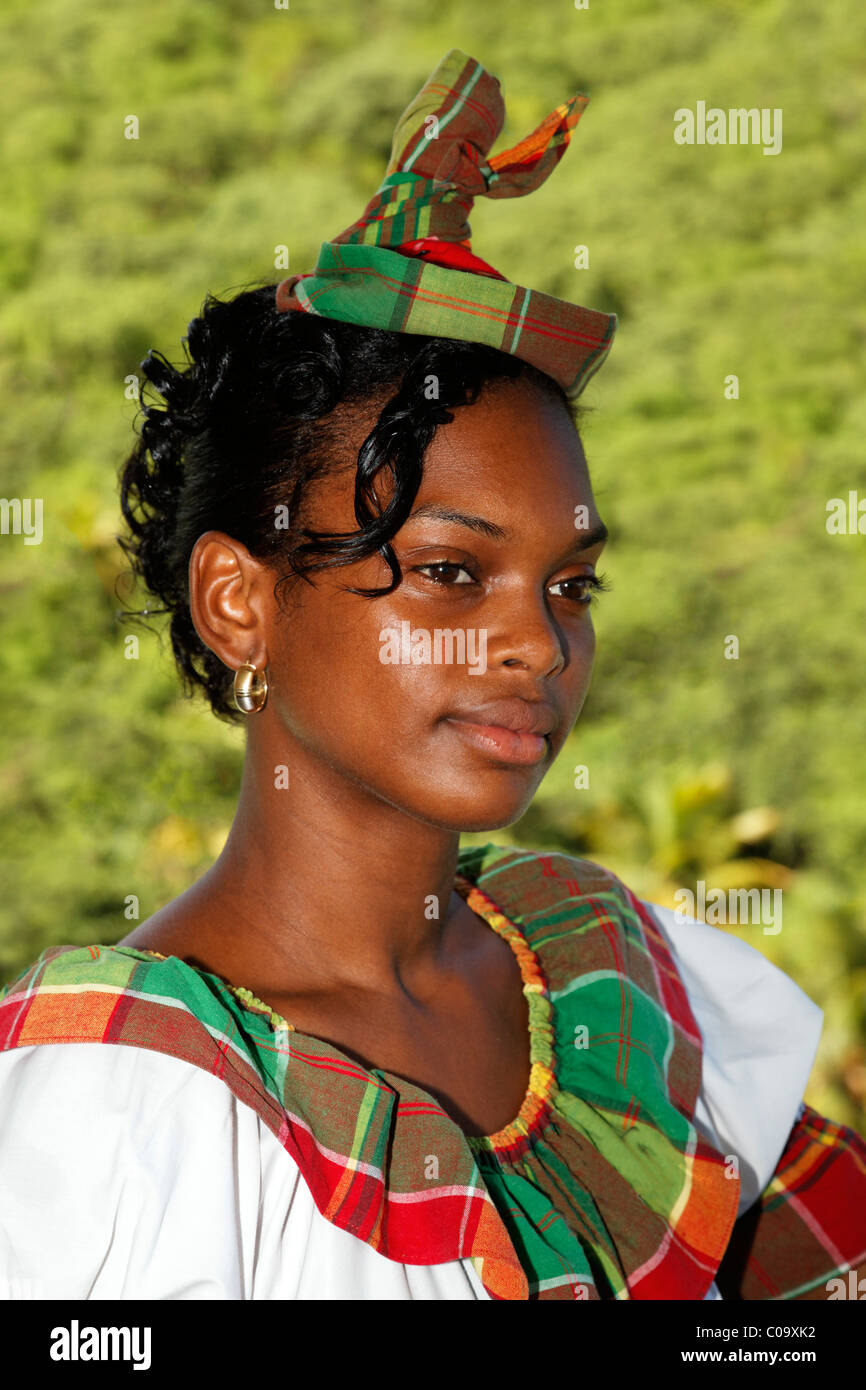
[276,49,617,399]
[4,844,862,1299]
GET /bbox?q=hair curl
[117,280,585,722]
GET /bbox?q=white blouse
[0,901,823,1301]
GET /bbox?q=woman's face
[262,378,607,832]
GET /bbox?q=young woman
[1,48,863,1302]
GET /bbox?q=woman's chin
[412,788,538,835]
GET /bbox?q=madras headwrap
[275,48,617,399]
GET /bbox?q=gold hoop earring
[233,661,268,714]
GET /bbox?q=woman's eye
[549,572,611,605]
[413,561,476,586]
[411,563,611,603]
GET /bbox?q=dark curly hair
[117,280,587,723]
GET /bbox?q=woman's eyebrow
[406,503,608,551]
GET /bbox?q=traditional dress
[1,844,863,1300]
[4,51,861,1305]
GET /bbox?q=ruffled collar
[0,842,740,1300]
[455,871,557,1158]
[452,845,741,1298]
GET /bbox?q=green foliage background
[1,0,864,1130]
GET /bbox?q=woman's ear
[188,531,271,671]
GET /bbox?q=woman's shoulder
[459,840,705,998]
[462,842,826,1209]
[638,894,824,1198]
[0,1025,241,1131]
[0,1031,304,1298]
[460,839,689,939]
[0,941,290,1144]
[458,840,620,899]
[0,951,497,1301]
[1,938,286,1042]
[460,840,820,1004]
[500,836,824,1037]
[0,942,266,1160]
[0,943,317,1298]
[463,836,821,1035]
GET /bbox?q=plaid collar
[1,844,747,1299]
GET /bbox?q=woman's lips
[445,718,549,766]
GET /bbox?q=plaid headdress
[276,49,617,399]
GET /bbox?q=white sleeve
[0,1043,266,1300]
[0,1043,495,1301]
[639,900,823,1216]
